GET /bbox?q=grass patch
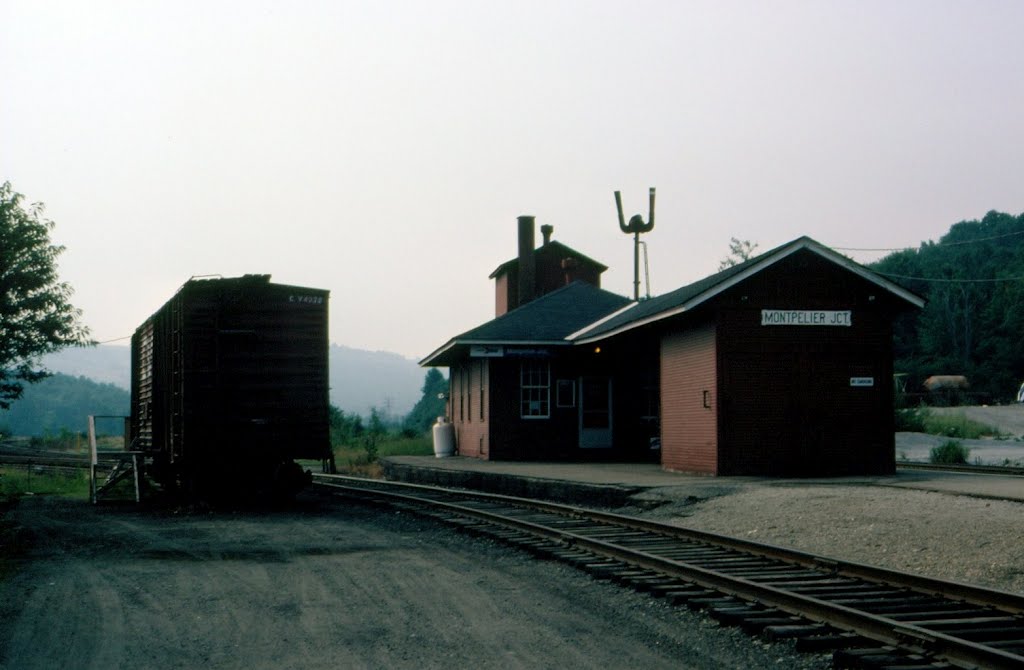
[923,413,1000,439]
[929,440,971,464]
[896,407,1000,439]
[0,466,91,500]
[1,467,91,581]
[331,434,433,477]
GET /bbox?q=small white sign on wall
[850,377,875,387]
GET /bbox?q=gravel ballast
[636,481,1024,595]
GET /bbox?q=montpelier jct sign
[761,310,852,327]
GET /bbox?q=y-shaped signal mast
[614,187,655,301]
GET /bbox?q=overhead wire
[95,335,132,344]
[834,226,1024,284]
[832,228,1024,253]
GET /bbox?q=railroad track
[897,461,1024,476]
[314,473,1024,670]
[0,451,89,474]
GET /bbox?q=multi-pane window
[520,360,550,418]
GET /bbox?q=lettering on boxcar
[289,295,325,305]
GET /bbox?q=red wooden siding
[660,323,718,474]
[714,249,897,476]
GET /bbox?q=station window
[520,360,550,419]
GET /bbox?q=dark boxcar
[130,275,330,496]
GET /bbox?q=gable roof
[571,236,926,343]
[420,281,630,366]
[488,240,607,279]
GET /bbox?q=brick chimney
[517,215,536,306]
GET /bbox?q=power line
[875,271,1024,284]
[95,335,132,344]
[833,228,1024,253]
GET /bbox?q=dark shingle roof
[422,235,926,366]
[574,236,925,342]
[420,281,629,366]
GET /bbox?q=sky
[3,1,1023,361]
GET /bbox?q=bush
[930,440,970,464]
[895,407,930,432]
[922,414,999,439]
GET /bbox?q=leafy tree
[1,182,91,408]
[718,237,759,271]
[870,210,1024,401]
[328,404,364,446]
[402,368,448,435]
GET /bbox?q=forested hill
[1,344,427,436]
[869,210,1024,401]
[0,373,129,436]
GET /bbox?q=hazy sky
[3,1,1022,360]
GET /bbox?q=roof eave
[420,338,572,367]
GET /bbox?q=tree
[0,182,91,409]
[870,210,1024,401]
[328,405,363,446]
[402,368,448,434]
[718,237,759,271]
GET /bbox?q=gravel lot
[633,480,1024,596]
[0,492,829,670]
[630,404,1024,597]
[897,403,1024,464]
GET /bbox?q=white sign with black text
[761,310,852,327]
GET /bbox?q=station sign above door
[470,345,551,358]
[761,310,852,327]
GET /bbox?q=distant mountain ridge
[34,343,427,419]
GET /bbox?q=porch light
[594,346,602,354]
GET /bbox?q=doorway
[579,376,613,448]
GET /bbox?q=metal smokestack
[517,215,536,306]
[540,224,553,245]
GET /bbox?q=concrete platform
[382,455,1024,506]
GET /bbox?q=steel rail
[316,474,1024,614]
[314,474,1024,670]
[0,454,90,469]
[897,461,1024,476]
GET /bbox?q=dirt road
[0,492,825,670]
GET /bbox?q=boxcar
[130,275,330,497]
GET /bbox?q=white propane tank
[432,416,455,457]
